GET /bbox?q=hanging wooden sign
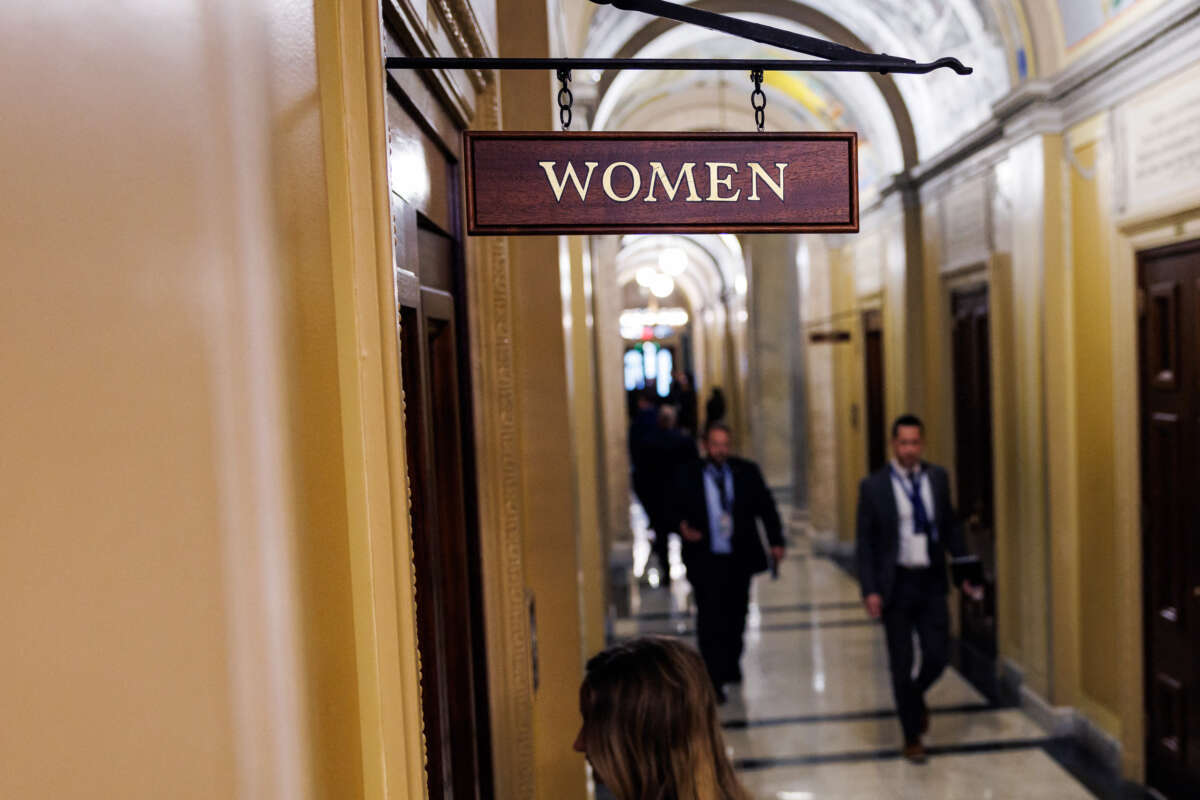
[463,131,857,235]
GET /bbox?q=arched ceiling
[615,233,746,312]
[572,0,1024,189]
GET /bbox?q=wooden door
[951,285,996,658]
[398,214,493,800]
[1138,240,1200,799]
[863,309,886,474]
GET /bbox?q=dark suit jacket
[855,462,967,604]
[669,457,784,576]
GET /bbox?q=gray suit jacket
[854,462,967,605]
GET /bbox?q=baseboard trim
[1073,711,1123,777]
[809,529,855,559]
[1002,658,1124,776]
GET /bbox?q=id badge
[718,511,733,543]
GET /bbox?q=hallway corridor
[614,507,1131,799]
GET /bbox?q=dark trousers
[882,566,950,742]
[690,556,752,687]
[647,512,671,578]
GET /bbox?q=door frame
[941,265,990,511]
[948,280,998,660]
[862,308,886,474]
[1113,207,1200,780]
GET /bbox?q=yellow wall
[498,1,587,796]
[562,236,609,661]
[1069,136,1123,726]
[829,245,868,543]
[0,0,420,797]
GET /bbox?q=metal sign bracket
[384,0,973,77]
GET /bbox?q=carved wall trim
[467,81,535,800]
[381,0,494,127]
[430,0,495,90]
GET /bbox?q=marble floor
[613,505,1124,800]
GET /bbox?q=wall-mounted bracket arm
[588,0,971,74]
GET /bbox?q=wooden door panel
[399,305,452,797]
[1146,412,1183,629]
[1148,281,1180,390]
[1139,240,1200,798]
[951,285,996,658]
[863,310,885,474]
[425,301,484,800]
[1152,672,1185,762]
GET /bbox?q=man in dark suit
[856,414,983,763]
[670,422,784,701]
[629,389,660,554]
[642,404,699,584]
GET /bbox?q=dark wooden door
[863,309,886,474]
[1138,240,1200,799]
[951,286,996,658]
[398,214,493,800]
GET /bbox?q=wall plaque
[463,131,858,235]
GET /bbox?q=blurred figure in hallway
[643,404,699,583]
[855,414,983,763]
[574,637,750,800]
[670,422,784,701]
[628,389,659,551]
[703,386,726,430]
[667,369,699,436]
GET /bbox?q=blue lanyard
[707,464,731,512]
[889,465,937,540]
[888,466,922,503]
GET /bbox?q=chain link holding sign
[557,69,573,130]
[750,69,766,132]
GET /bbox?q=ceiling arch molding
[590,0,919,171]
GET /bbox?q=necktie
[713,466,731,512]
[908,471,934,539]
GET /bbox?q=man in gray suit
[856,414,982,763]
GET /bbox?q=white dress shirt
[889,459,935,568]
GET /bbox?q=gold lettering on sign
[602,162,641,202]
[748,162,788,201]
[643,162,702,203]
[538,161,599,202]
[707,162,740,202]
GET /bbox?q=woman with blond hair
[574,637,750,800]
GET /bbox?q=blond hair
[579,637,749,800]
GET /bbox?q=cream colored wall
[0,1,423,797]
[591,236,633,547]
[745,235,798,491]
[799,239,840,536]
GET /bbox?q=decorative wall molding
[887,1,1200,201]
[381,0,496,127]
[939,174,992,273]
[1052,0,1200,128]
[430,0,494,89]
[467,82,536,800]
